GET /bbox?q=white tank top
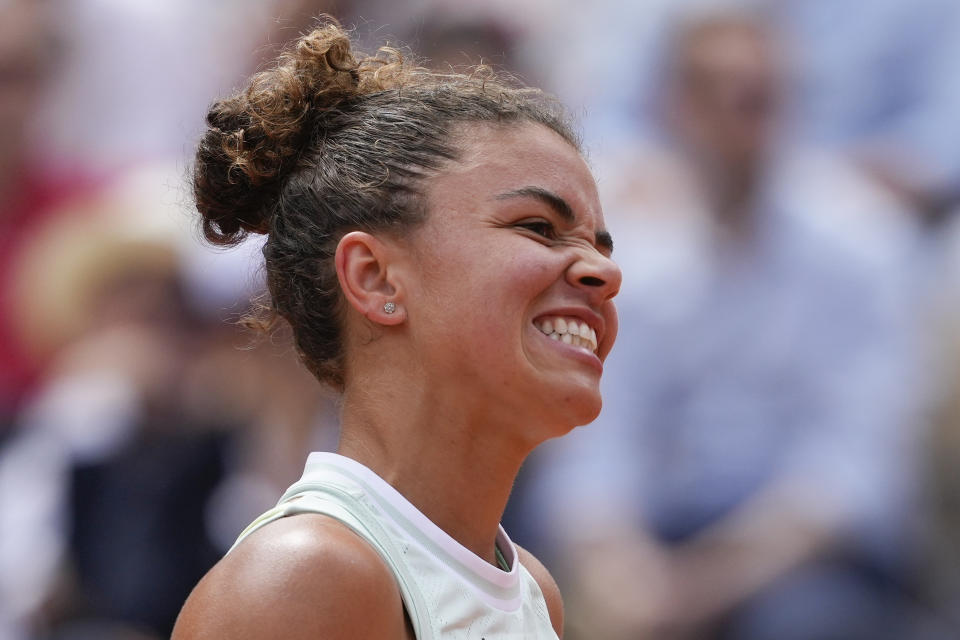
[231,452,559,639]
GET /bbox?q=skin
[172,121,620,639]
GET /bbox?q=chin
[573,402,603,427]
[517,375,603,438]
[550,390,602,431]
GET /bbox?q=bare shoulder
[171,514,408,640]
[516,544,564,638]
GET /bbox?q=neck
[337,374,531,568]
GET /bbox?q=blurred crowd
[2,0,960,639]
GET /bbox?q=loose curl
[194,17,578,388]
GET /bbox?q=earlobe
[335,231,405,325]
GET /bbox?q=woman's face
[398,122,621,438]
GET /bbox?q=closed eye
[516,219,558,240]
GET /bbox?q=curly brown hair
[193,18,577,388]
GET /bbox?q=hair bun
[194,20,369,246]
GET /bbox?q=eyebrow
[495,186,614,254]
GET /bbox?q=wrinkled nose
[567,249,621,304]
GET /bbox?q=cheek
[457,251,555,299]
[500,247,561,285]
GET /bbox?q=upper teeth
[535,316,598,353]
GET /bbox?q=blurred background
[2,0,960,638]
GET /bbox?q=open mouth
[533,316,598,354]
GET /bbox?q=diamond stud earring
[383,301,397,314]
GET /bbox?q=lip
[531,306,607,372]
[530,326,604,375]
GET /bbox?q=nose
[567,249,621,304]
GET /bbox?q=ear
[335,231,405,325]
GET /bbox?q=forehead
[424,122,603,226]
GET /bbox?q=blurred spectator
[772,0,960,224]
[1,168,336,639]
[31,0,346,175]
[522,11,930,640]
[0,0,102,422]
[919,330,960,633]
[529,0,960,224]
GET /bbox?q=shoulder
[172,514,408,640]
[516,544,564,638]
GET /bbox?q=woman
[172,19,620,640]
